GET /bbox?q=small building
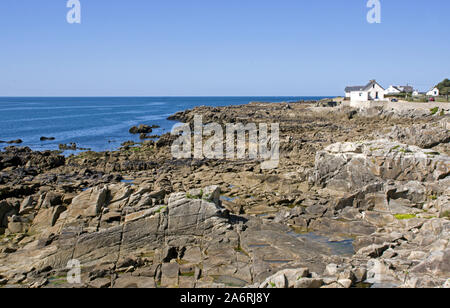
[385,85,414,95]
[426,87,440,97]
[398,85,414,93]
[345,80,385,102]
[385,86,402,95]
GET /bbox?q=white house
[385,86,402,95]
[426,87,440,97]
[345,80,385,102]
[385,85,414,95]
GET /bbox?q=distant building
[426,87,440,97]
[345,80,385,102]
[385,85,414,95]
[385,86,402,95]
[398,85,414,93]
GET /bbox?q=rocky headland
[0,100,449,288]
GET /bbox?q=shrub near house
[436,78,450,100]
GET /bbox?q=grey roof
[345,80,385,93]
[345,86,365,92]
[399,86,414,93]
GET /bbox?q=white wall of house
[426,87,440,97]
[350,91,369,102]
[366,83,385,100]
[385,86,401,95]
[345,92,351,98]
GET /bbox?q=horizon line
[0,95,338,98]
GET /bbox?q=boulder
[40,137,55,141]
[0,200,16,228]
[19,196,35,214]
[293,278,323,288]
[67,186,108,219]
[129,125,152,135]
[259,268,309,288]
[88,278,111,289]
[260,272,287,288]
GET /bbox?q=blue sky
[0,0,449,96]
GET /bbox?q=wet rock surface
[0,100,449,288]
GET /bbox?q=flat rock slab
[113,275,156,288]
[240,218,333,279]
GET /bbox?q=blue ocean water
[0,97,326,153]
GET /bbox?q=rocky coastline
[0,99,449,288]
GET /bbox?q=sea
[0,97,328,153]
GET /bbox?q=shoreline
[2,97,449,155]
[0,96,328,154]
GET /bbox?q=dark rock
[129,125,152,135]
[59,143,77,151]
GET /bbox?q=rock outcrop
[311,140,450,192]
[376,119,449,149]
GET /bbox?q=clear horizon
[1,0,449,96]
[0,95,335,98]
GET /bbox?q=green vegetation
[186,189,204,200]
[234,245,250,257]
[180,272,195,277]
[290,225,309,234]
[287,203,304,209]
[392,145,412,153]
[398,148,412,153]
[269,282,276,288]
[176,259,190,265]
[436,78,450,100]
[48,276,68,286]
[394,214,417,220]
[430,107,440,115]
[385,93,407,99]
[140,251,155,258]
[354,282,372,289]
[441,211,450,219]
[155,205,167,213]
